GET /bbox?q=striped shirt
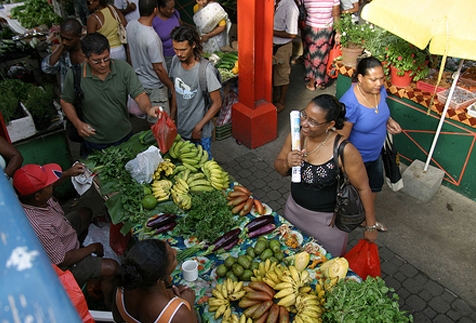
[21,198,79,265]
[304,0,340,28]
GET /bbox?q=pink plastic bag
[344,239,381,279]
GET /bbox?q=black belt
[273,42,288,55]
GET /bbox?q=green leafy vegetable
[323,277,413,323]
[175,190,239,243]
[10,0,62,28]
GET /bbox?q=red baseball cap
[13,164,63,196]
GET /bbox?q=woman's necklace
[303,131,331,158]
[357,84,379,114]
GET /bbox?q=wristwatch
[365,224,378,232]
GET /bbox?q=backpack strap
[198,58,209,95]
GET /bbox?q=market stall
[84,131,412,322]
[335,62,476,201]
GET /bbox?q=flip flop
[305,83,316,91]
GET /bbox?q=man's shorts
[273,41,293,87]
[146,86,170,124]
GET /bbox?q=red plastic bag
[151,109,177,154]
[344,239,381,279]
[326,44,342,79]
[52,264,95,323]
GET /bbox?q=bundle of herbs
[175,190,239,243]
[323,276,413,323]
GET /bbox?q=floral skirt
[302,25,333,87]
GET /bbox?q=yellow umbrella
[361,0,476,171]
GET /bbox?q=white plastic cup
[182,260,198,281]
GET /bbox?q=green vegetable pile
[10,0,62,28]
[175,190,239,243]
[323,276,413,323]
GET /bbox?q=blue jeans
[182,137,212,159]
[364,154,384,193]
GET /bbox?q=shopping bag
[52,264,95,323]
[110,222,131,256]
[344,239,381,279]
[151,109,177,154]
[326,44,342,79]
[382,133,404,192]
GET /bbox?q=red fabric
[151,110,177,154]
[52,264,95,323]
[110,222,130,256]
[344,239,381,279]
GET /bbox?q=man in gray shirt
[169,25,222,157]
[126,0,176,122]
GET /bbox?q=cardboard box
[6,103,37,143]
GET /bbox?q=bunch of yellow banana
[169,140,209,172]
[251,259,281,285]
[179,169,215,192]
[150,179,173,202]
[272,265,312,308]
[208,278,246,321]
[170,176,192,210]
[293,292,325,323]
[152,159,175,180]
[201,159,230,190]
[238,314,253,323]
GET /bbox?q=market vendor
[60,32,160,158]
[12,163,119,309]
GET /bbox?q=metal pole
[424,59,465,172]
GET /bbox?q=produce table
[130,192,361,322]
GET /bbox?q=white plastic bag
[125,146,162,184]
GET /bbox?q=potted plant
[384,34,429,87]
[335,14,376,67]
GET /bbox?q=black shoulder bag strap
[72,63,84,118]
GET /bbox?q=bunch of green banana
[208,278,246,321]
[168,140,209,171]
[176,169,214,192]
[151,180,173,202]
[152,158,175,180]
[201,159,230,190]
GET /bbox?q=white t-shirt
[114,0,139,23]
[273,0,299,45]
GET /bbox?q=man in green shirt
[61,33,159,157]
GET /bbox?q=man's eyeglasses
[300,110,328,128]
[91,57,110,65]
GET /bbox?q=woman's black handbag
[65,64,84,143]
[382,133,404,191]
[332,135,366,233]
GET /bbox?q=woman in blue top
[339,57,402,232]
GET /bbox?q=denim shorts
[364,154,384,193]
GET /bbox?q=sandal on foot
[275,102,286,113]
[305,83,316,91]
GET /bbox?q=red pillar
[232,0,277,149]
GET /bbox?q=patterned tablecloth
[132,183,360,322]
[336,62,476,129]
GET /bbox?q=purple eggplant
[248,223,276,238]
[243,215,275,233]
[154,221,177,235]
[221,237,240,252]
[146,213,177,229]
[210,228,241,252]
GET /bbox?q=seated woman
[0,135,23,181]
[112,239,198,323]
[193,0,230,53]
[274,94,378,256]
